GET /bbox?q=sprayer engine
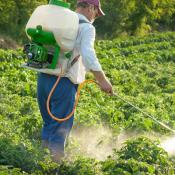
[23,25,61,69]
[23,43,52,68]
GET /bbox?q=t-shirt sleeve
[80,25,102,71]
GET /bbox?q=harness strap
[79,19,90,24]
[70,19,90,66]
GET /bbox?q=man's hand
[91,70,113,95]
[97,78,113,94]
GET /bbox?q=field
[0,32,175,174]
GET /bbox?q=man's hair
[77,2,90,8]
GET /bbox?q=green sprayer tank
[24,0,79,69]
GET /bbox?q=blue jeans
[37,73,77,157]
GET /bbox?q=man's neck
[76,9,91,22]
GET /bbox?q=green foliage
[0,0,175,41]
[0,166,28,175]
[102,137,174,175]
[0,136,58,174]
[0,138,36,171]
[96,0,175,38]
[117,137,170,166]
[102,158,156,175]
[0,0,47,42]
[0,32,175,173]
[57,156,101,175]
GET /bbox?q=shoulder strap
[68,19,90,67]
[79,19,90,24]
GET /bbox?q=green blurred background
[0,0,174,43]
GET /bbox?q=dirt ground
[0,35,19,50]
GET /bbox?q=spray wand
[112,93,175,134]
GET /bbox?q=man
[37,0,113,162]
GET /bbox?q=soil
[0,35,19,50]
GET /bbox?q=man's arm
[80,25,113,94]
[91,70,113,94]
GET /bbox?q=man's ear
[88,5,94,13]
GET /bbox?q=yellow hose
[46,74,96,122]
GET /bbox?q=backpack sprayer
[23,0,74,70]
[23,0,175,134]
